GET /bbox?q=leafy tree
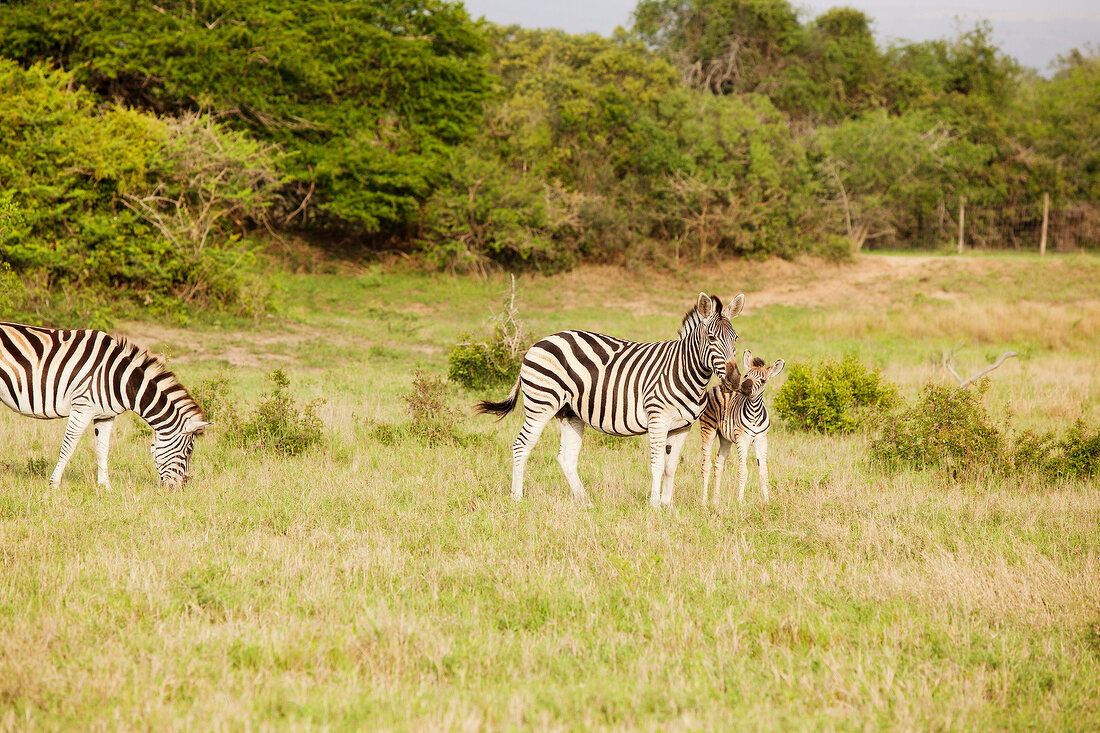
[813,109,994,248]
[633,0,806,96]
[0,0,493,235]
[0,60,273,311]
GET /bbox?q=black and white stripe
[478,293,744,507]
[0,322,209,489]
[699,349,784,505]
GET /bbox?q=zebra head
[694,292,744,381]
[150,416,210,489]
[737,350,785,398]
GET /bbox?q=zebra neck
[125,363,198,434]
[737,395,768,427]
[680,336,714,396]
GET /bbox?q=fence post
[1040,192,1050,256]
[957,196,965,254]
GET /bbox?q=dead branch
[947,351,1018,389]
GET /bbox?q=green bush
[225,370,324,456]
[774,355,898,434]
[1013,420,1100,481]
[447,280,528,390]
[190,375,235,426]
[403,371,462,447]
[0,61,276,314]
[0,0,493,235]
[448,327,525,391]
[871,381,1007,474]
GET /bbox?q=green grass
[1,253,1099,729]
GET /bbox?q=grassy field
[2,253,1099,730]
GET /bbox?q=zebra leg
[49,407,96,488]
[93,417,116,489]
[510,408,555,501]
[700,423,717,506]
[556,415,589,503]
[713,435,733,508]
[755,433,770,503]
[736,433,752,503]
[659,425,690,507]
[646,416,672,508]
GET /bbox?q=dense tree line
[0,0,1096,310]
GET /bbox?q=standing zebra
[699,349,784,505]
[0,322,210,489]
[478,292,744,507]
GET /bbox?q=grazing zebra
[478,292,744,507]
[699,349,784,505]
[0,322,210,489]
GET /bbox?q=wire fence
[954,196,1099,254]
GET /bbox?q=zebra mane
[115,335,206,421]
[677,295,723,340]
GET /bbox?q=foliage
[418,151,570,274]
[0,61,274,313]
[447,279,529,389]
[190,375,235,426]
[224,370,324,456]
[1012,420,1100,481]
[774,355,899,434]
[633,0,907,122]
[468,28,826,265]
[0,0,492,235]
[871,381,1007,474]
[813,109,994,248]
[402,370,463,446]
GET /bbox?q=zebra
[0,322,210,489]
[699,349,784,506]
[477,292,744,507]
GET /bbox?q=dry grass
[1,252,1099,730]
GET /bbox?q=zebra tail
[476,376,521,419]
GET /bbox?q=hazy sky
[461,0,1100,74]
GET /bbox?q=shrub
[190,375,236,426]
[403,370,462,446]
[1012,420,1100,481]
[447,279,528,390]
[227,370,324,456]
[871,381,1007,474]
[0,61,276,314]
[774,355,898,434]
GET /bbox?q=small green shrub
[1013,420,1100,481]
[190,375,235,426]
[226,370,324,456]
[447,279,528,390]
[871,381,1007,474]
[404,370,462,447]
[774,355,898,434]
[448,327,524,390]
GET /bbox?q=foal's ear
[768,359,785,378]
[742,349,754,371]
[723,293,745,319]
[696,292,715,319]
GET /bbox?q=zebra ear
[742,349,753,371]
[696,292,715,319]
[769,359,785,378]
[723,293,745,319]
[184,418,212,436]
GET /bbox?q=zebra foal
[478,292,744,507]
[0,322,210,489]
[699,350,784,505]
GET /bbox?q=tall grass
[1,253,1098,729]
